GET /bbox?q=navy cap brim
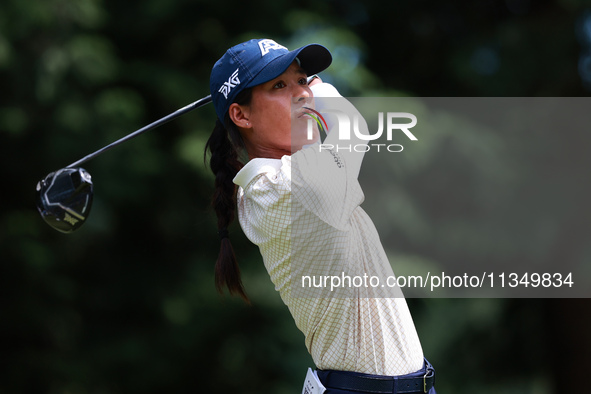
[246,44,332,88]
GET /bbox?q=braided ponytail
[204,89,251,302]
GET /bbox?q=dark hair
[204,88,252,302]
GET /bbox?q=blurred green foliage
[1,0,591,393]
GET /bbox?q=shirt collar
[233,158,284,188]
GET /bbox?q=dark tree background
[1,0,590,393]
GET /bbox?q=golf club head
[36,167,93,233]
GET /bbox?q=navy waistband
[316,359,435,394]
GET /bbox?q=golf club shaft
[66,95,212,169]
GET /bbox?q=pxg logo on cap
[218,69,240,99]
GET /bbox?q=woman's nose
[293,83,311,100]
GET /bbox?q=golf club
[36,94,212,233]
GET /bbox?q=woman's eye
[274,81,286,89]
[299,78,308,85]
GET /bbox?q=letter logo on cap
[218,68,240,99]
[258,39,287,56]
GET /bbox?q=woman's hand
[307,74,323,87]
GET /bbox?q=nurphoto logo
[307,109,418,152]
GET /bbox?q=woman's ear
[228,103,251,129]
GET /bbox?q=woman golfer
[206,38,436,394]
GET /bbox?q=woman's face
[230,62,319,159]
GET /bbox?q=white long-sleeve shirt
[233,83,424,375]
